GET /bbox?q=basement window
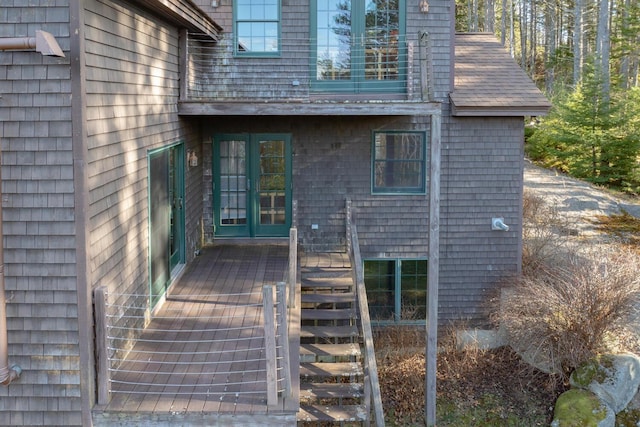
[372,131,427,194]
[364,259,428,324]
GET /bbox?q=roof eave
[130,0,222,39]
[451,104,552,117]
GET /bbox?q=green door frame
[213,133,292,238]
[148,142,185,308]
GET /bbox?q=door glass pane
[365,0,400,80]
[149,150,170,306]
[220,140,247,225]
[316,0,352,80]
[258,140,286,225]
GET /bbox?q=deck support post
[276,282,291,398]
[94,286,110,405]
[262,285,278,407]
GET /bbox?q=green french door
[214,134,292,238]
[149,143,185,308]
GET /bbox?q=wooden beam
[178,101,443,117]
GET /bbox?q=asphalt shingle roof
[450,33,552,116]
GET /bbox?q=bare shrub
[522,189,573,275]
[497,247,640,377]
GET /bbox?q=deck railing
[185,32,432,102]
[346,200,385,426]
[95,286,292,407]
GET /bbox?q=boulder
[570,353,640,413]
[551,389,614,427]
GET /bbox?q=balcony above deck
[180,32,440,117]
[178,99,441,117]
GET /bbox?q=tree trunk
[501,0,507,45]
[573,0,583,85]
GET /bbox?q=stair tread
[301,277,353,288]
[300,325,359,338]
[301,292,356,303]
[301,308,356,320]
[300,343,361,357]
[300,362,364,377]
[297,404,367,422]
[300,382,364,399]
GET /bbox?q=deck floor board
[100,243,289,416]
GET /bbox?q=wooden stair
[297,252,367,425]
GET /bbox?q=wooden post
[262,285,278,407]
[345,198,352,254]
[288,228,297,308]
[419,31,432,102]
[425,111,442,426]
[276,282,291,398]
[94,286,110,405]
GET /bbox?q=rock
[551,389,614,427]
[553,389,614,426]
[570,353,640,413]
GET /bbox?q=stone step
[297,404,367,423]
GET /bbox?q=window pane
[400,260,428,320]
[364,0,400,80]
[364,260,395,321]
[316,0,352,80]
[236,0,279,53]
[373,132,427,193]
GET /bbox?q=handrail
[349,224,385,427]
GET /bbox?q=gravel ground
[523,160,640,238]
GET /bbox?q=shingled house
[0,0,549,425]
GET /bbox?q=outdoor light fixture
[420,0,429,13]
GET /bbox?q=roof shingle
[450,33,551,116]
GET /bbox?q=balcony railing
[185,32,431,102]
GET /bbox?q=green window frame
[372,131,427,194]
[234,0,280,55]
[364,259,428,324]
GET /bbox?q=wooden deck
[93,243,298,426]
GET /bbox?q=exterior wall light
[420,0,429,13]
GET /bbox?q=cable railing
[185,32,431,102]
[95,284,291,408]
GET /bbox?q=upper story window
[372,131,427,194]
[312,0,405,93]
[235,0,280,55]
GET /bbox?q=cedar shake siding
[0,1,80,426]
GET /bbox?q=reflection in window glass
[373,131,427,193]
[236,0,279,53]
[364,259,428,323]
